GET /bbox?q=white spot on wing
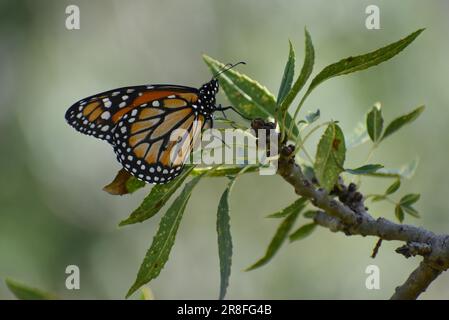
[101,111,111,120]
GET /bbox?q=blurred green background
[1,0,448,299]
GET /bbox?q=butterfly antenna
[213,61,246,79]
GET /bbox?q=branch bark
[276,145,449,300]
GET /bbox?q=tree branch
[276,145,449,300]
[391,261,442,300]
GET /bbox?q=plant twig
[276,144,449,300]
[371,238,383,259]
[391,261,442,300]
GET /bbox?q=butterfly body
[65,79,219,184]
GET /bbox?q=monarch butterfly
[65,62,245,184]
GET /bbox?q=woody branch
[276,144,449,300]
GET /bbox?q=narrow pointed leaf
[266,197,307,218]
[119,166,194,226]
[140,287,155,300]
[279,28,315,112]
[371,195,386,202]
[203,55,299,138]
[126,178,146,194]
[314,123,346,191]
[277,41,295,104]
[302,165,316,182]
[395,205,404,222]
[346,122,369,148]
[289,222,317,242]
[5,279,56,300]
[381,105,425,141]
[366,103,383,142]
[216,179,236,300]
[400,158,420,179]
[215,164,253,299]
[305,109,320,124]
[367,158,419,179]
[386,179,401,195]
[303,210,318,219]
[303,29,424,103]
[400,193,420,206]
[246,210,300,271]
[126,175,203,298]
[345,164,383,175]
[402,205,420,218]
[191,165,258,177]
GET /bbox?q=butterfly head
[196,62,246,113]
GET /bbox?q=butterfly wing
[65,85,199,144]
[113,96,209,184]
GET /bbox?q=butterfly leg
[204,117,231,149]
[216,105,251,121]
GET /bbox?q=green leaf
[126,175,203,298]
[203,55,299,138]
[402,205,420,218]
[400,158,420,179]
[266,197,307,218]
[400,193,420,206]
[303,210,318,219]
[303,29,424,104]
[277,40,295,104]
[346,122,369,149]
[395,204,404,223]
[314,123,346,192]
[246,210,300,271]
[305,109,320,124]
[367,158,419,179]
[386,179,401,195]
[371,195,386,202]
[302,165,316,182]
[139,287,154,300]
[289,222,317,242]
[366,103,383,142]
[216,178,237,300]
[126,177,146,194]
[279,28,315,118]
[190,165,258,177]
[5,278,55,300]
[381,105,425,141]
[345,164,383,175]
[119,166,195,226]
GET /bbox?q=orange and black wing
[65,85,200,144]
[112,96,210,184]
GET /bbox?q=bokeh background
[1,0,448,299]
